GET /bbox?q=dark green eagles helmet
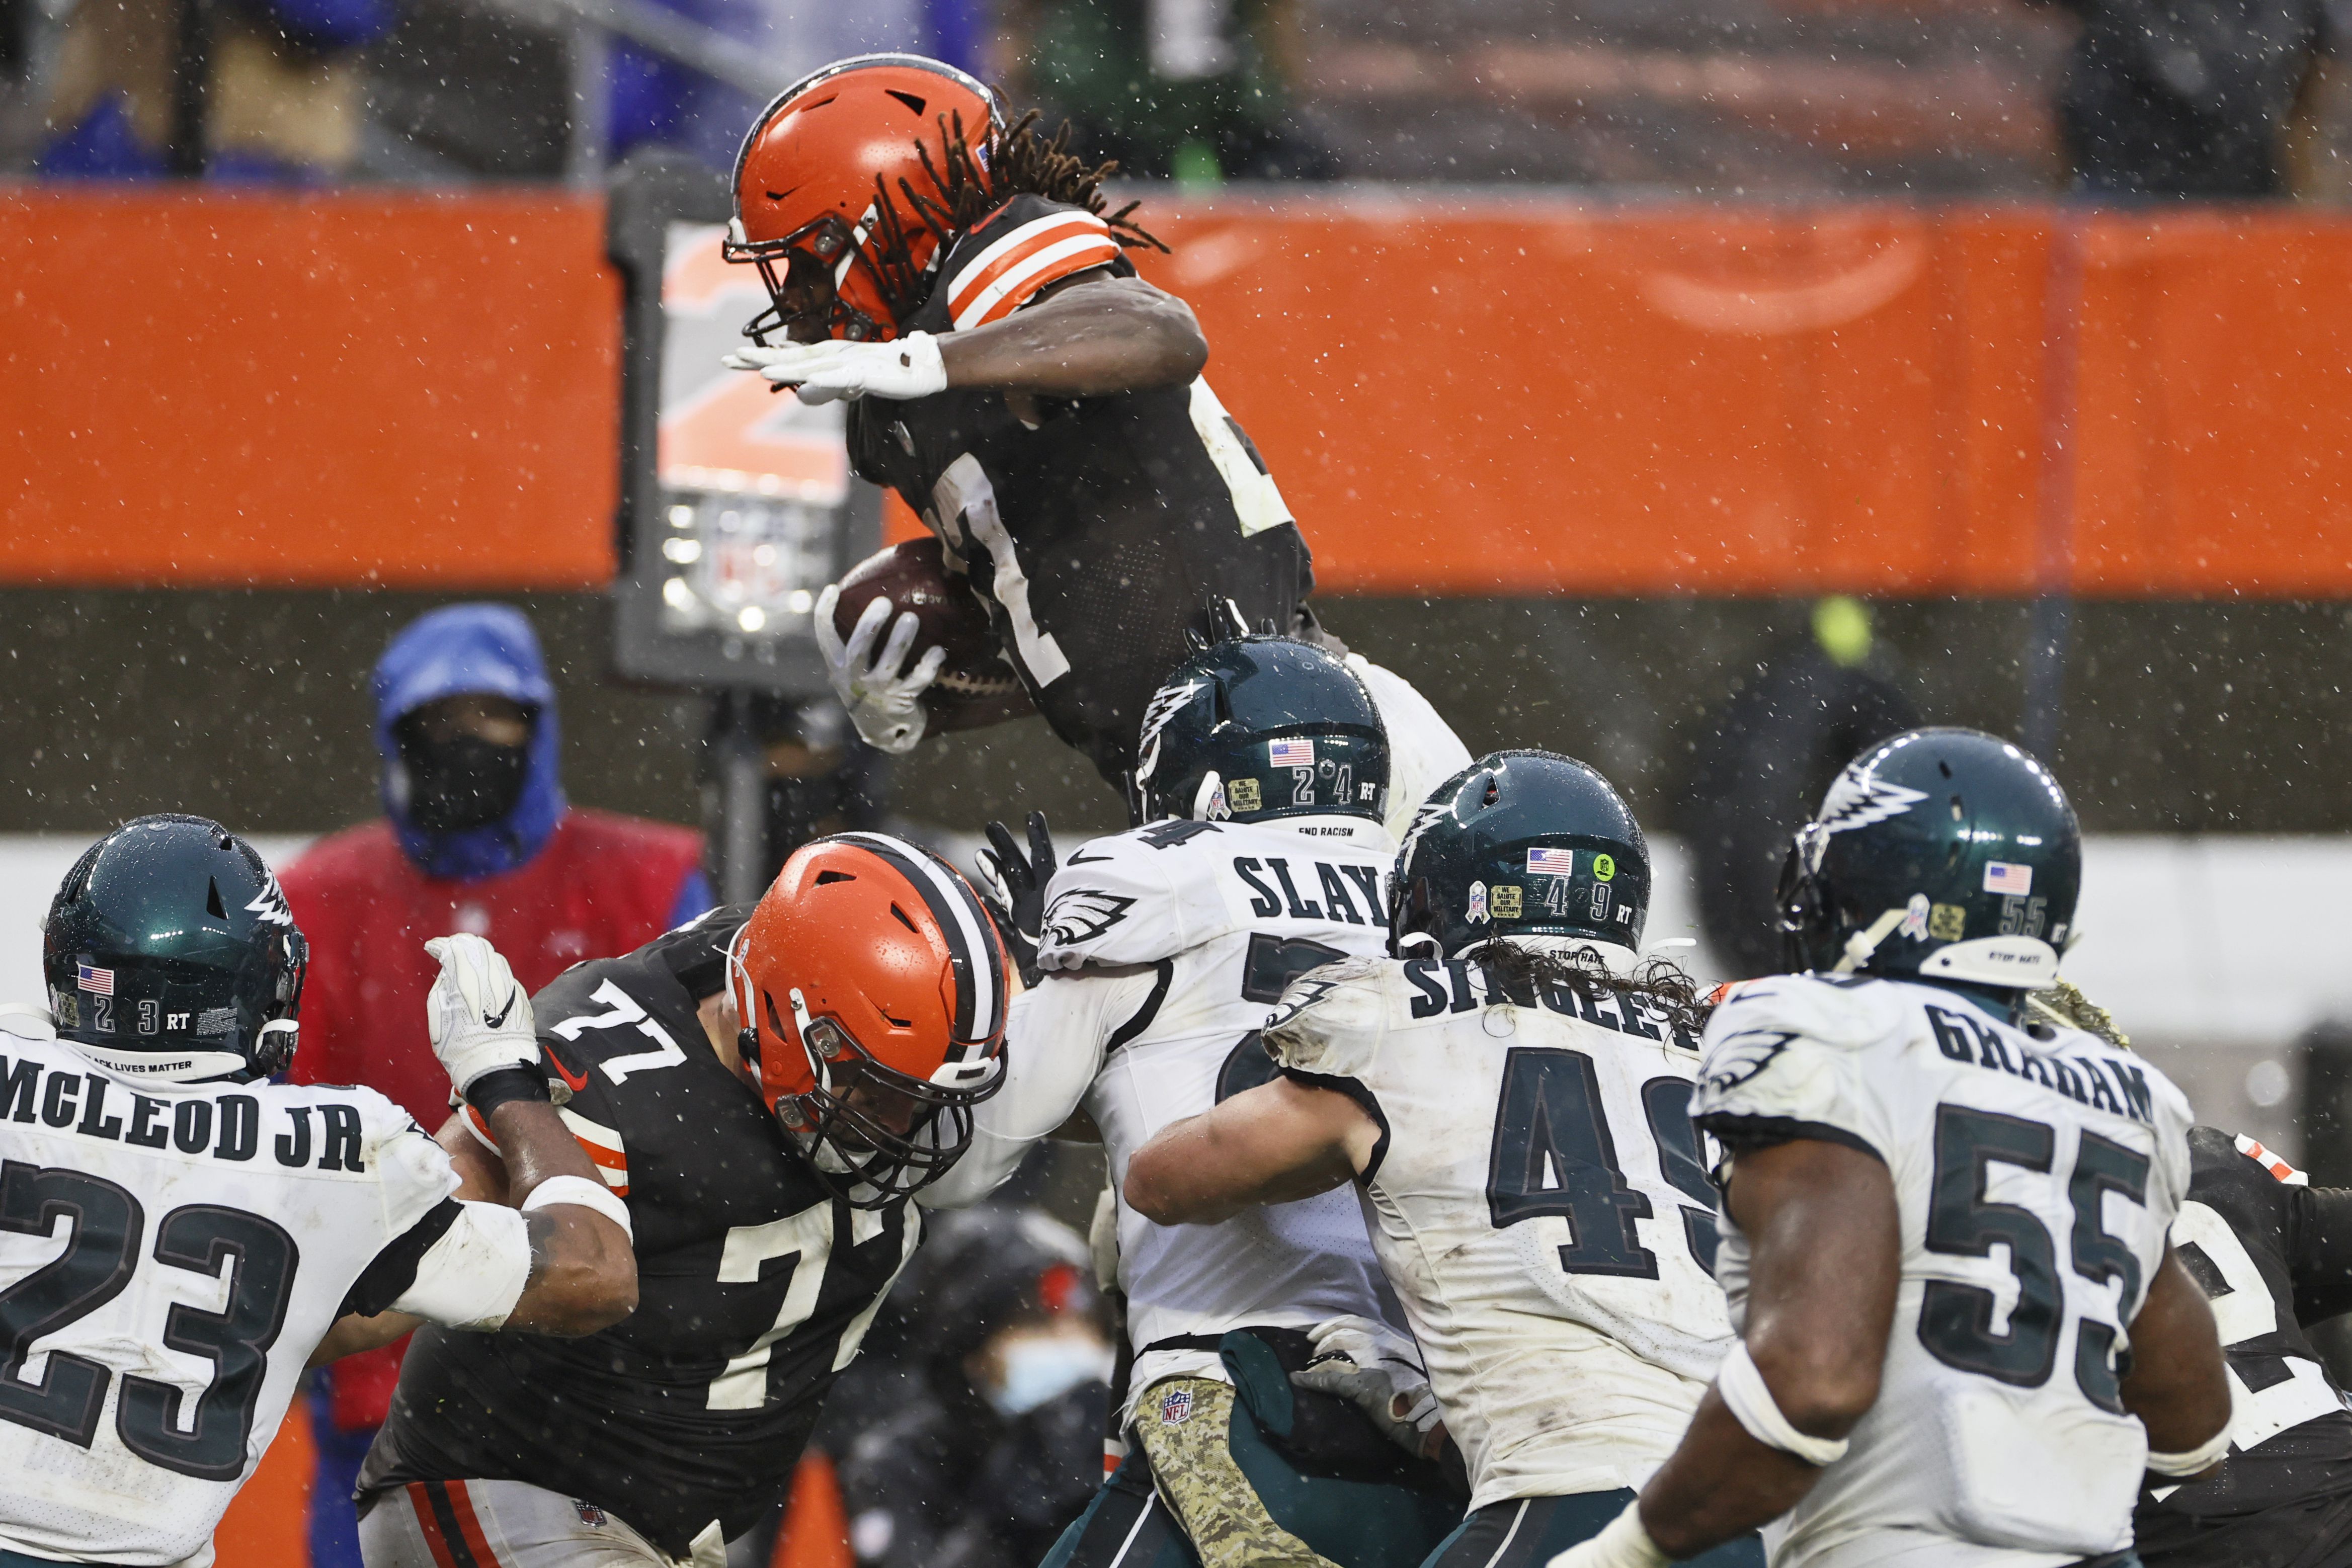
[1127,635,1389,828]
[1776,727,2080,990]
[43,815,309,1084]
[1391,751,1651,958]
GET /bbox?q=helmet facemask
[725,194,937,346]
[766,986,998,1207]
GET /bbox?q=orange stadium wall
[6,188,2352,596]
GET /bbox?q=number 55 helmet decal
[729,832,1008,1206]
[1777,727,2082,989]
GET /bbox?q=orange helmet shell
[727,54,1001,343]
[733,832,1007,1121]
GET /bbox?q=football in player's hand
[831,537,1033,731]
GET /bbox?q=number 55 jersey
[358,912,922,1561]
[1691,973,2194,1568]
[1264,946,1735,1511]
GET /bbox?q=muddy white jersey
[1267,946,1733,1510]
[946,813,1406,1409]
[0,1009,508,1567]
[1692,974,2195,1568]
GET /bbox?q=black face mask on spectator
[397,727,531,832]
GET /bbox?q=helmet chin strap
[1834,908,1911,974]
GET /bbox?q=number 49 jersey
[1266,949,1734,1512]
[1692,974,2194,1568]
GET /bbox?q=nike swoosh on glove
[721,332,948,405]
[425,933,543,1098]
[814,583,944,754]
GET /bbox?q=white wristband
[2146,1425,2233,1476]
[1717,1340,1850,1468]
[1540,1499,1669,1568]
[521,1175,633,1242]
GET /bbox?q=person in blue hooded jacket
[281,603,712,1568]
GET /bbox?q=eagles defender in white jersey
[0,816,633,1568]
[1126,751,1764,1568]
[1549,730,2233,1568]
[933,636,1463,1568]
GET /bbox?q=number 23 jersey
[1266,950,1734,1511]
[1692,974,2194,1568]
[358,913,922,1559]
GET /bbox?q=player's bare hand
[977,811,1057,985]
[814,583,945,754]
[425,934,541,1097]
[721,333,948,405]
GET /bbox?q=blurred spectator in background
[810,1205,1113,1568]
[1683,596,1919,980]
[2039,0,2336,195]
[282,602,711,1568]
[34,0,393,176]
[1009,0,1333,183]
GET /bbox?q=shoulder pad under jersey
[1265,957,1391,1081]
[938,195,1121,333]
[1035,822,1229,970]
[1707,972,1913,1054]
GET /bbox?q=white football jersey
[944,813,1407,1409]
[1267,944,1733,1511]
[0,1009,507,1566]
[1691,974,2195,1568]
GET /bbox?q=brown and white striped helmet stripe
[838,832,1007,1061]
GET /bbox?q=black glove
[978,811,1057,985]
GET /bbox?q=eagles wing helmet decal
[1815,769,1930,835]
[245,869,295,927]
[1133,680,1205,784]
[1042,887,1137,947]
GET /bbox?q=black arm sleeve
[339,1197,465,1319]
[2291,1183,2352,1324]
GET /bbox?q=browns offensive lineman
[717,53,1468,836]
[357,835,1009,1567]
[0,816,634,1567]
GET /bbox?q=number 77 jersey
[1266,951,1735,1513]
[1691,972,2195,1568]
[358,912,922,1562]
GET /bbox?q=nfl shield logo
[575,1501,608,1527]
[1467,881,1489,924]
[1159,1387,1194,1425]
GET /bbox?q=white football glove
[1289,1314,1443,1459]
[1542,1500,1669,1568]
[424,934,540,1098]
[721,332,948,405]
[814,583,945,755]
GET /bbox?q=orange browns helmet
[725,53,1001,345]
[729,831,1009,1206]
